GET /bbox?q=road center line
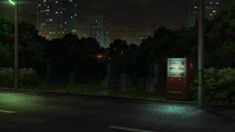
[0,109,16,114]
[108,125,156,132]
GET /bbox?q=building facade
[189,0,221,27]
[36,0,79,40]
[88,15,109,48]
[205,0,221,20]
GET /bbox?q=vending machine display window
[168,58,186,78]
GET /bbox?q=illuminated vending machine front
[166,58,194,101]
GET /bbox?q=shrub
[0,68,13,87]
[191,68,235,104]
[0,68,40,89]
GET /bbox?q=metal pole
[198,0,204,109]
[14,0,19,89]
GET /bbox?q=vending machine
[166,58,195,101]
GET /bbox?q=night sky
[0,0,235,43]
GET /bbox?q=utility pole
[198,0,204,109]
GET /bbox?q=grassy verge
[38,83,165,101]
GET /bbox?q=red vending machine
[166,58,195,101]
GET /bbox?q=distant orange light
[96,54,103,59]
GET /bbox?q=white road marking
[0,109,16,114]
[108,125,156,132]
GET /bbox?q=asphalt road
[0,91,234,132]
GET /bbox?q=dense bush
[0,68,13,87]
[192,68,235,104]
[0,68,40,88]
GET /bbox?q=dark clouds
[0,0,235,43]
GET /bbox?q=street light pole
[14,0,19,89]
[198,0,204,109]
[15,1,19,90]
[9,0,19,89]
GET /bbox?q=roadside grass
[38,83,165,101]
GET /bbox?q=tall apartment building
[88,15,109,48]
[189,0,221,27]
[36,0,79,40]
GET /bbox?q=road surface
[0,91,234,132]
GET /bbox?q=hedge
[191,68,235,104]
[0,68,39,89]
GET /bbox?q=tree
[0,18,14,67]
[18,21,47,76]
[108,39,128,74]
[0,18,13,45]
[205,5,235,68]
